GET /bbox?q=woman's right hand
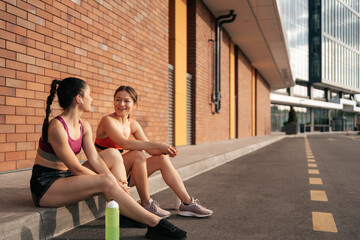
[118,180,130,194]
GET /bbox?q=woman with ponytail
[30,77,187,240]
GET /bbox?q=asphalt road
[52,134,360,240]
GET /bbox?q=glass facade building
[271,0,360,133]
[311,0,360,90]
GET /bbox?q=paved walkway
[0,133,302,239]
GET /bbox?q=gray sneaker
[178,198,213,218]
[144,198,171,218]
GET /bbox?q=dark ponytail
[41,77,87,142]
[42,79,61,142]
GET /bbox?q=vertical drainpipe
[213,10,236,113]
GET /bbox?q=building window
[271,104,310,132]
[329,90,339,100]
[313,88,325,100]
[294,84,308,97]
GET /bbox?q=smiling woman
[114,86,138,118]
[95,85,213,218]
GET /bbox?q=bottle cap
[106,199,119,208]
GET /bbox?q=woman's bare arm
[131,120,178,157]
[100,116,161,151]
[81,120,112,175]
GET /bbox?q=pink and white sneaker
[144,198,171,218]
[178,197,213,218]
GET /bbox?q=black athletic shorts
[30,164,73,207]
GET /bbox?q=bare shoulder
[96,114,116,137]
[129,118,142,130]
[48,117,64,131]
[100,114,116,125]
[129,118,140,125]
[47,118,66,139]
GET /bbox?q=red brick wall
[0,0,169,172]
[0,0,275,172]
[237,48,252,138]
[188,0,230,144]
[256,72,271,135]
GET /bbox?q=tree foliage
[287,106,297,124]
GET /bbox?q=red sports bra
[94,123,132,151]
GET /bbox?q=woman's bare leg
[83,148,127,182]
[122,150,150,206]
[147,155,192,204]
[39,173,160,226]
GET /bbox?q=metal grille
[187,73,193,145]
[168,64,174,146]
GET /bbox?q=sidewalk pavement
[1,133,297,240]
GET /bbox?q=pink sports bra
[37,116,83,162]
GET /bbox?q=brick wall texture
[0,0,169,171]
[237,48,252,138]
[0,0,271,172]
[187,0,231,144]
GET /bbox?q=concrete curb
[0,195,106,240]
[0,212,43,240]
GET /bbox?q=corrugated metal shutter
[168,64,174,146]
[187,73,193,145]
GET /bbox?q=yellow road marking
[312,212,338,232]
[328,138,335,141]
[309,177,323,185]
[310,190,328,201]
[308,169,320,174]
[306,138,337,233]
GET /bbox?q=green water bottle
[105,199,119,240]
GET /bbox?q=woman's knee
[101,148,124,165]
[99,173,118,192]
[158,154,171,166]
[150,154,171,171]
[132,150,147,164]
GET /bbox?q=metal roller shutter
[168,64,174,146]
[187,73,193,145]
